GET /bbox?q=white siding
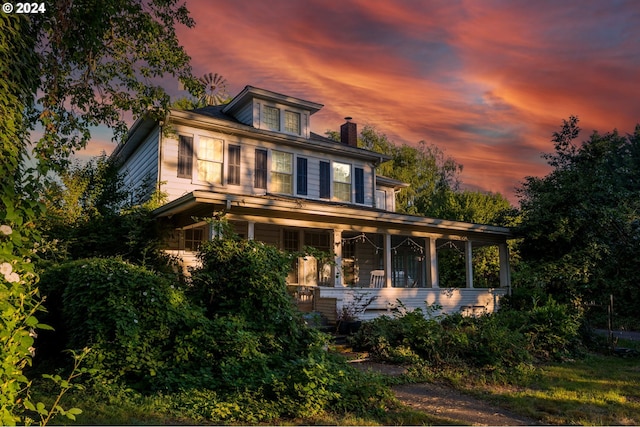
[234,102,253,126]
[120,129,159,204]
[158,122,378,207]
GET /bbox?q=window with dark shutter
[177,135,193,178]
[228,145,241,185]
[319,161,330,199]
[254,149,267,189]
[297,157,307,195]
[355,167,364,204]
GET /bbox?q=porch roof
[153,190,513,244]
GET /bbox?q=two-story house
[113,85,512,322]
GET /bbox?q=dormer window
[285,111,301,135]
[264,106,280,131]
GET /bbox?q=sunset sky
[88,0,640,205]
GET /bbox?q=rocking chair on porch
[369,270,385,288]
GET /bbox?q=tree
[30,0,203,172]
[517,117,640,324]
[1,2,201,422]
[356,125,463,215]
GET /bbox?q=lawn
[456,351,640,425]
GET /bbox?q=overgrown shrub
[37,241,395,422]
[351,298,582,370]
[37,257,216,391]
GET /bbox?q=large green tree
[517,117,640,322]
[1,2,200,422]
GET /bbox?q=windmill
[199,72,228,106]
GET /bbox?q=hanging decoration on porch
[437,240,465,255]
[341,233,425,255]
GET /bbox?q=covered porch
[155,190,513,322]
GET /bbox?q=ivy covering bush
[36,240,395,422]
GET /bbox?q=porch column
[384,233,392,288]
[465,240,474,288]
[425,237,439,288]
[332,229,343,287]
[499,243,511,288]
[247,221,255,240]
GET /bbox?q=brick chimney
[340,117,357,147]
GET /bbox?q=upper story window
[197,136,223,184]
[284,111,301,135]
[271,150,293,194]
[333,161,351,202]
[376,189,387,210]
[264,106,280,131]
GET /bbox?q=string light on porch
[437,240,465,255]
[341,233,382,253]
[341,233,425,256]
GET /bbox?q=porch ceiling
[153,190,512,244]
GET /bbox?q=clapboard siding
[159,123,378,207]
[120,129,159,203]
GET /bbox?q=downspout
[157,122,163,198]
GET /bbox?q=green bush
[36,240,395,423]
[351,298,582,370]
[38,257,216,391]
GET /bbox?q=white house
[113,85,512,323]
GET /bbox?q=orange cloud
[162,0,640,205]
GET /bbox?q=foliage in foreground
[36,240,395,423]
[350,298,583,372]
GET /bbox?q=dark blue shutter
[355,167,364,203]
[254,149,267,189]
[297,157,308,195]
[228,145,241,185]
[319,161,330,199]
[177,135,193,178]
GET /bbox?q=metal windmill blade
[199,72,228,106]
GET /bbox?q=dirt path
[393,382,538,426]
[352,361,539,426]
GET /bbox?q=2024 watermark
[2,2,46,13]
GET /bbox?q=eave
[167,109,391,164]
[153,190,513,244]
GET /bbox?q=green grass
[452,351,640,425]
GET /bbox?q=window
[376,189,387,210]
[184,227,205,251]
[283,229,299,252]
[255,149,267,189]
[333,161,351,202]
[284,111,301,134]
[271,151,293,194]
[319,161,330,199]
[197,136,223,184]
[304,231,330,252]
[355,167,364,204]
[177,135,193,178]
[297,157,308,195]
[264,106,280,131]
[228,145,241,185]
